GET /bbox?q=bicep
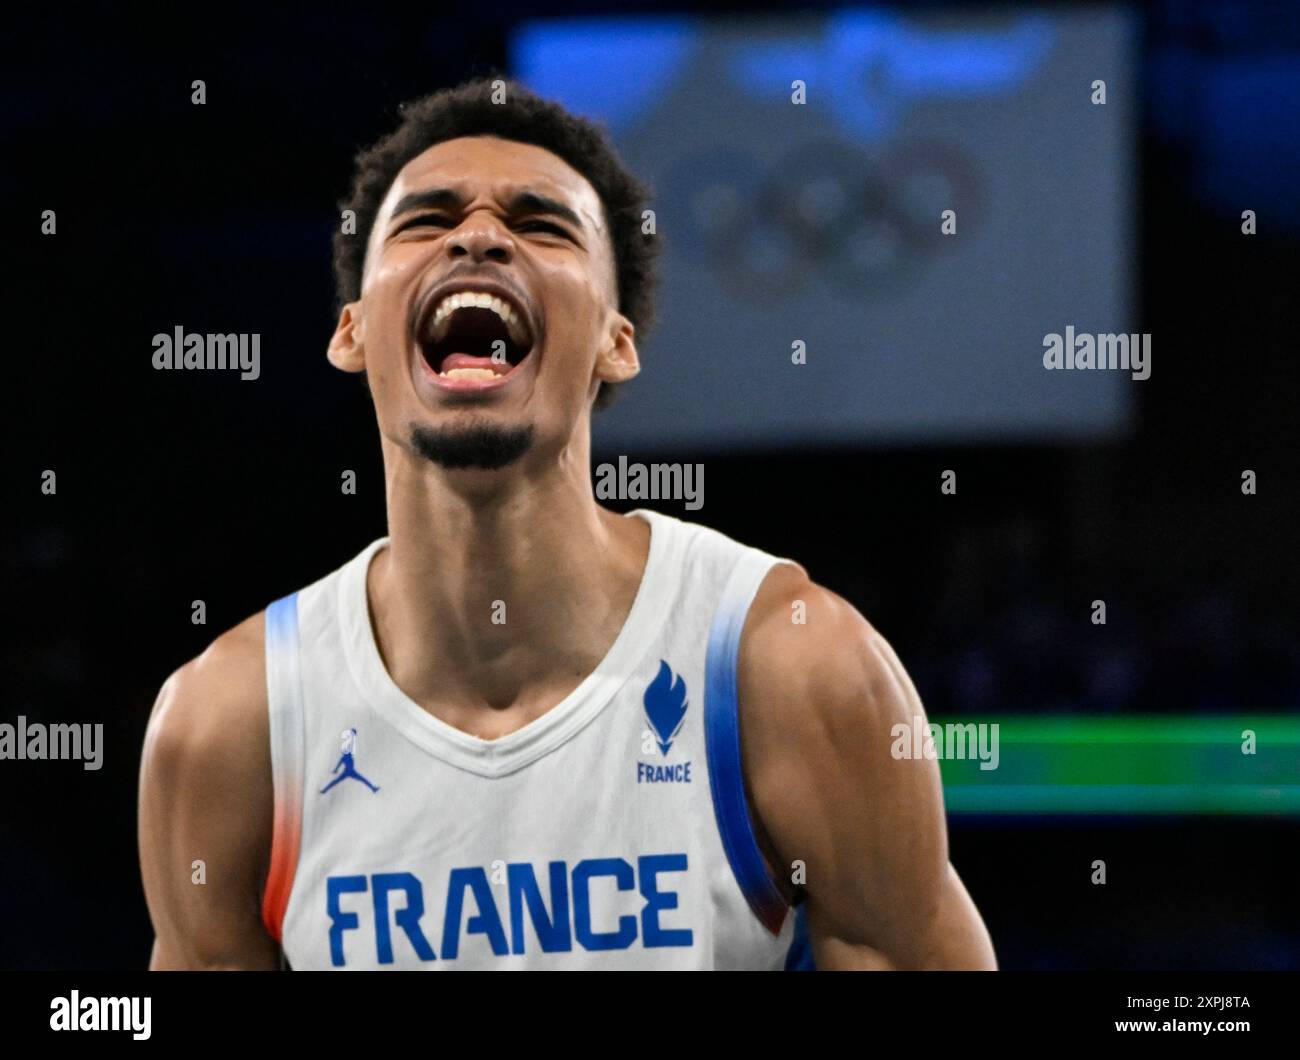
[741,581,994,970]
[809,863,996,970]
[139,650,279,970]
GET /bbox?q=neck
[368,426,651,730]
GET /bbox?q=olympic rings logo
[659,138,985,304]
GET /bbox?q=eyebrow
[389,187,585,233]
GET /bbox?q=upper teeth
[430,291,530,348]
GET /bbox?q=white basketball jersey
[261,508,807,969]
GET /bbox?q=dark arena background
[4,0,1299,995]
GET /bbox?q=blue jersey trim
[266,592,299,646]
[262,591,304,947]
[783,903,816,970]
[703,565,789,936]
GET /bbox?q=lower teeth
[440,367,499,380]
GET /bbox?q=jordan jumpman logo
[320,728,380,794]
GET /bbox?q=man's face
[330,134,638,470]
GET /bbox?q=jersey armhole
[703,554,793,936]
[261,592,306,945]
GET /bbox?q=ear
[327,302,367,373]
[593,312,639,386]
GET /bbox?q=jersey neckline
[336,508,674,778]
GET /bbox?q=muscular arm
[138,613,280,970]
[738,564,996,970]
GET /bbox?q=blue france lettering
[572,857,637,951]
[373,872,436,962]
[637,761,692,783]
[508,861,571,954]
[639,853,692,947]
[325,854,693,966]
[327,875,366,966]
[442,867,509,959]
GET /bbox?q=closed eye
[392,213,451,234]
[516,219,569,236]
[392,214,571,238]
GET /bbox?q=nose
[446,209,514,265]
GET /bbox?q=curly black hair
[333,75,660,411]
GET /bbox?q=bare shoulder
[140,610,272,848]
[143,611,270,773]
[735,561,996,969]
[737,561,921,752]
[139,611,279,968]
[734,559,926,875]
[735,562,933,900]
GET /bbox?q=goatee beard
[408,420,535,470]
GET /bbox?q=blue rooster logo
[644,660,688,755]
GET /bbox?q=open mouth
[417,289,536,383]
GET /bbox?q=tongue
[440,353,508,375]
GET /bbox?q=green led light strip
[932,715,1300,814]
